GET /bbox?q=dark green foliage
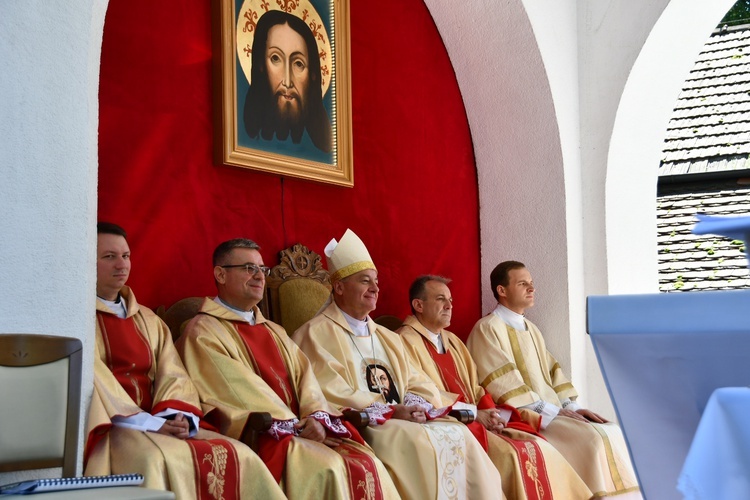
[721,0,750,27]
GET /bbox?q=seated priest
[292,229,503,500]
[398,275,592,500]
[175,238,399,500]
[85,222,284,500]
[466,261,641,499]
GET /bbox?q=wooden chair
[374,315,404,332]
[0,334,82,477]
[263,243,331,334]
[156,297,204,342]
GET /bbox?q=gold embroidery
[340,452,378,500]
[507,327,533,388]
[202,444,228,499]
[552,382,575,393]
[350,457,377,500]
[591,424,625,491]
[421,424,467,499]
[523,441,545,498]
[500,385,532,403]
[270,366,293,408]
[128,363,143,406]
[480,362,516,388]
[330,261,376,282]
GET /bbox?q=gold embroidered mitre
[325,229,376,282]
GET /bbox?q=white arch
[427,0,736,413]
[606,0,735,294]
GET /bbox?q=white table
[678,387,750,500]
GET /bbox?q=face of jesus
[368,367,390,396]
[265,22,310,128]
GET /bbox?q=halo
[236,0,332,97]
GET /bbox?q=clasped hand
[391,404,427,423]
[476,409,506,435]
[296,417,342,448]
[156,412,190,439]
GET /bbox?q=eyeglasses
[220,263,271,276]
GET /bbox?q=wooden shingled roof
[657,182,750,291]
[657,25,750,292]
[659,26,750,179]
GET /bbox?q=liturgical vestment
[85,287,284,500]
[398,315,592,500]
[293,302,505,500]
[176,298,399,500]
[467,313,640,498]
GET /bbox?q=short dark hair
[97,222,127,239]
[408,275,452,315]
[490,261,526,301]
[212,238,261,266]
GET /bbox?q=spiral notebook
[0,473,143,495]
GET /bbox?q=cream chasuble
[467,313,640,498]
[293,301,505,500]
[176,298,399,500]
[85,287,284,500]
[399,315,592,500]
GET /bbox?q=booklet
[0,473,144,495]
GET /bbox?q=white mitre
[324,229,377,282]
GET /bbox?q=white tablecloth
[678,387,750,500]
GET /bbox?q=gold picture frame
[213,0,353,187]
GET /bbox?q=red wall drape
[98,0,482,338]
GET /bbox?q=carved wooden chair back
[262,243,331,334]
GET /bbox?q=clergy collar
[98,295,127,319]
[493,304,527,331]
[340,309,370,337]
[423,327,445,354]
[214,296,255,325]
[97,292,121,304]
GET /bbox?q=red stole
[424,336,553,499]
[186,439,241,500]
[236,323,384,499]
[424,336,542,437]
[97,311,154,411]
[235,323,299,415]
[235,323,297,483]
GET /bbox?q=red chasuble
[423,337,553,500]
[97,312,155,411]
[236,323,384,499]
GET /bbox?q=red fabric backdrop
[98,0,482,338]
